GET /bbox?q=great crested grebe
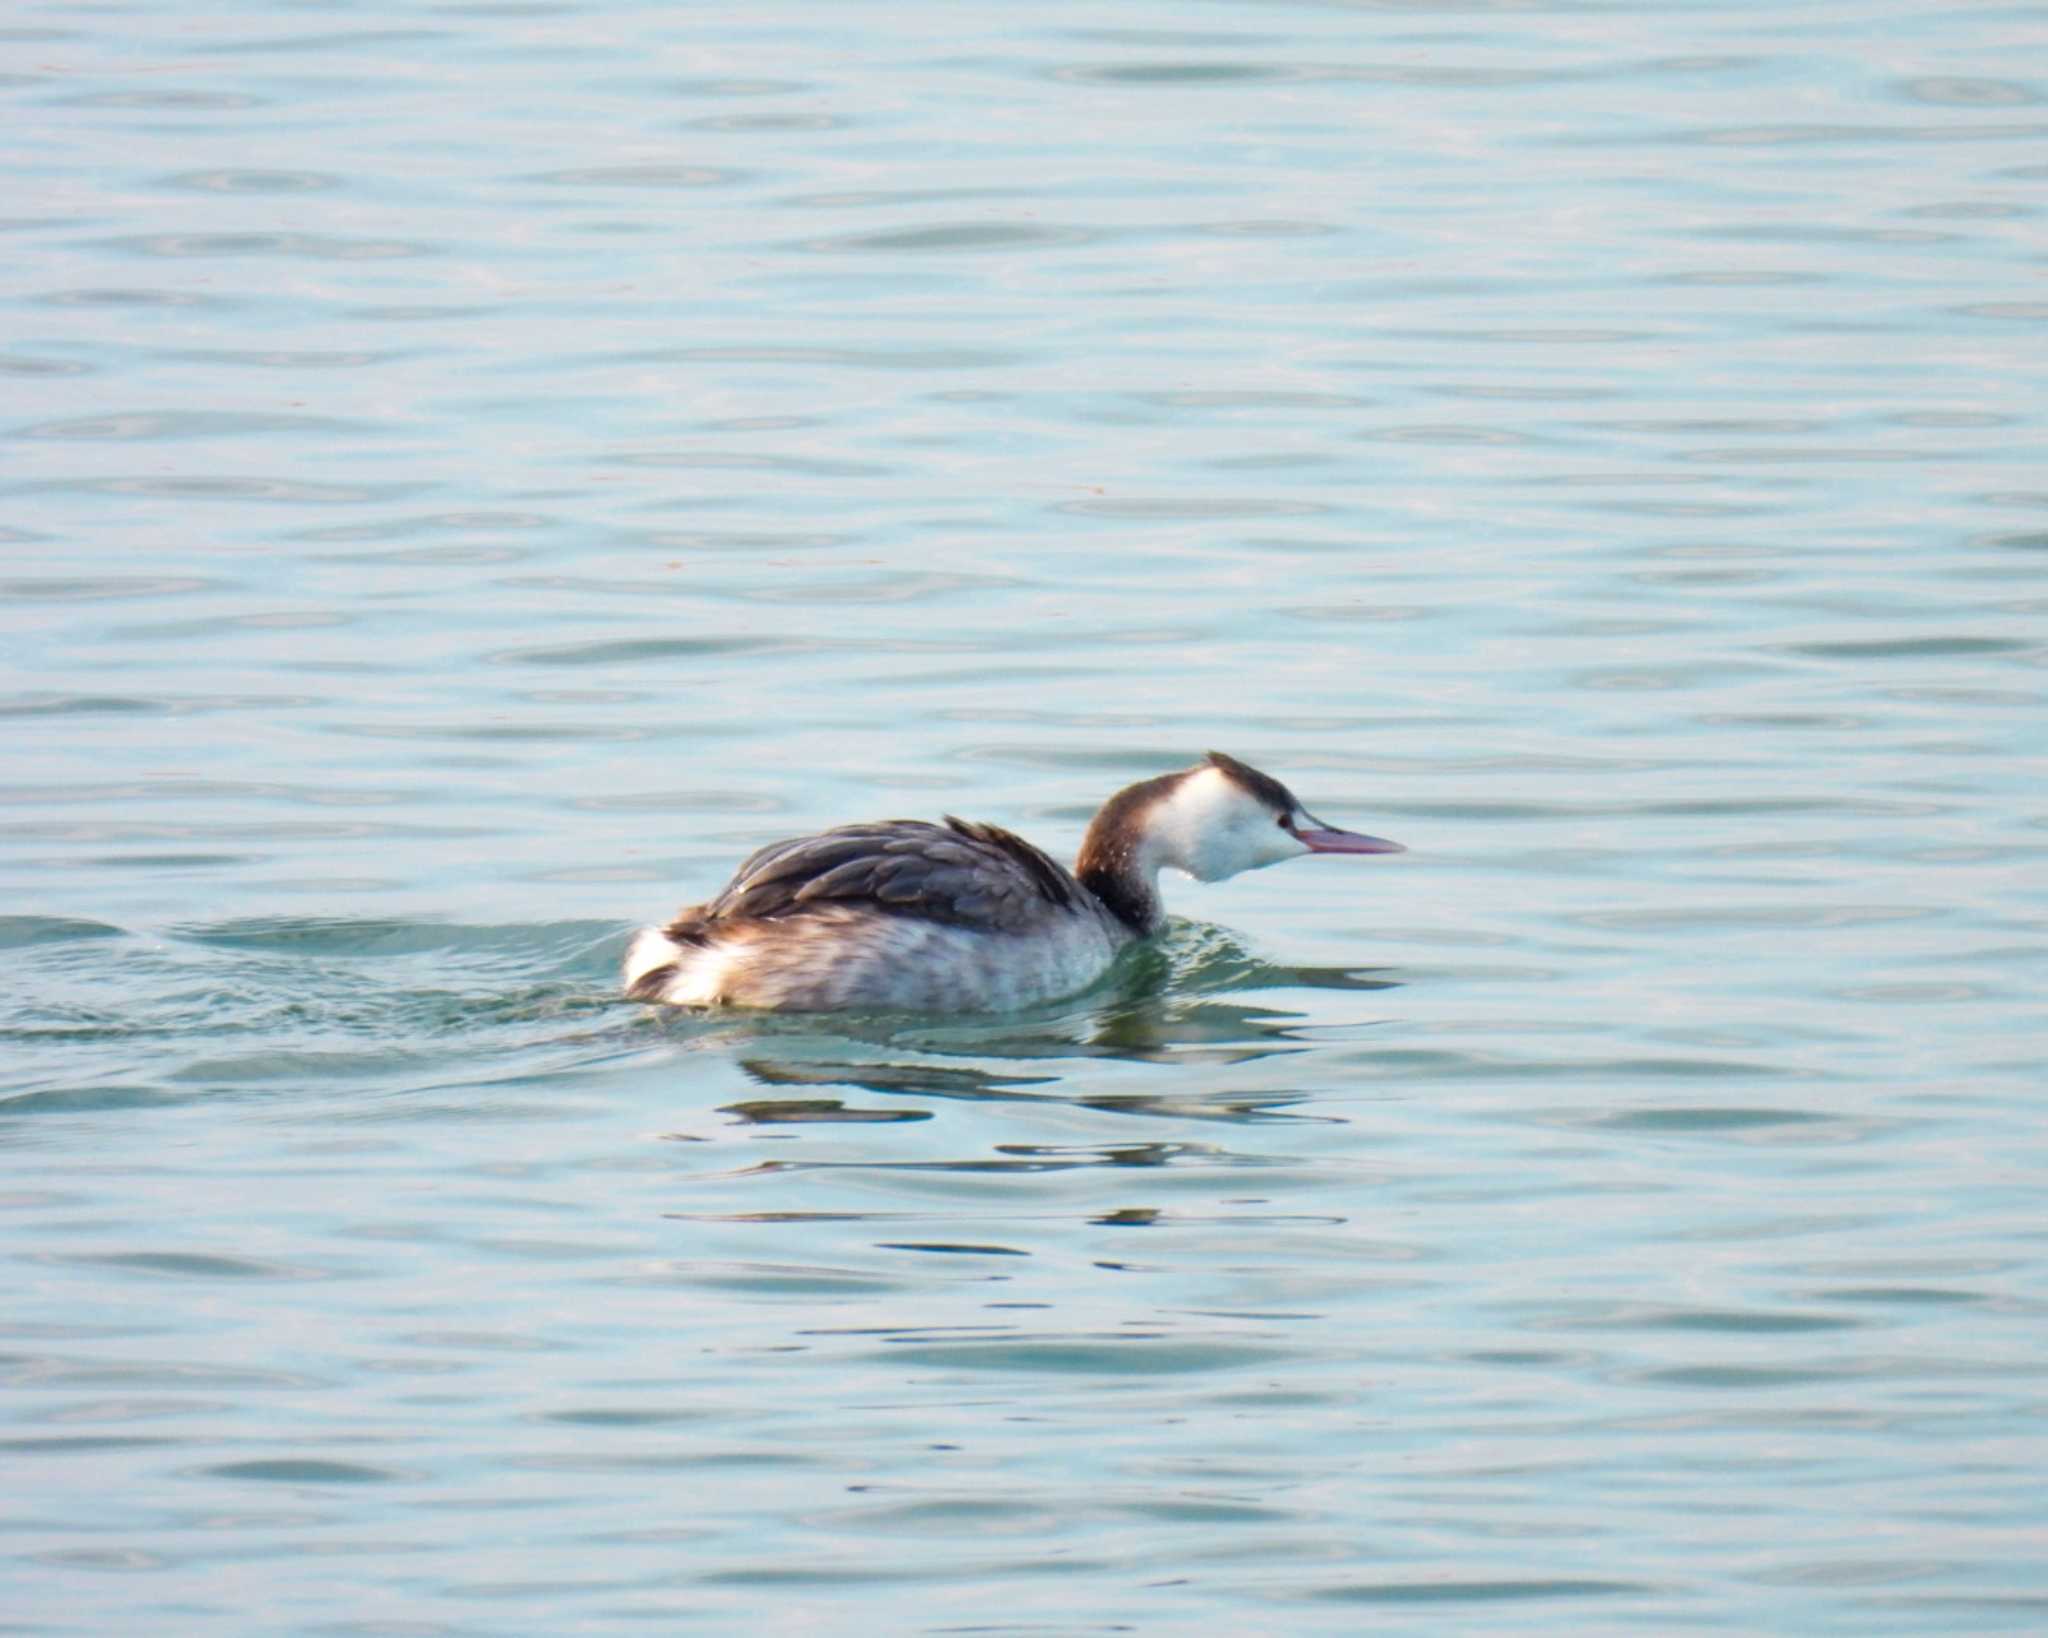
[623,752,1403,1013]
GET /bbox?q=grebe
[623,752,1403,1012]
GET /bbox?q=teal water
[5,1,2046,1631]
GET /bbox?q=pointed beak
[1295,821,1405,855]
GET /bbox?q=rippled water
[6,1,2047,1631]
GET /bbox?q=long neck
[1075,831,1163,937]
[1074,772,1183,937]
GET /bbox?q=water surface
[4,0,2046,1631]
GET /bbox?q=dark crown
[1203,751,1297,816]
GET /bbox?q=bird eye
[1277,813,1293,831]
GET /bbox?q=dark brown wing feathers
[943,816,1083,912]
[669,817,1082,937]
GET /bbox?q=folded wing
[683,817,1083,936]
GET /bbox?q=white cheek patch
[1260,820,1312,868]
[1147,766,1302,882]
[1148,767,1236,881]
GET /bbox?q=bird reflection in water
[671,922,1398,1138]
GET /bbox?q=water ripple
[5,4,2046,1630]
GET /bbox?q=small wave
[169,915,621,963]
[0,916,126,949]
